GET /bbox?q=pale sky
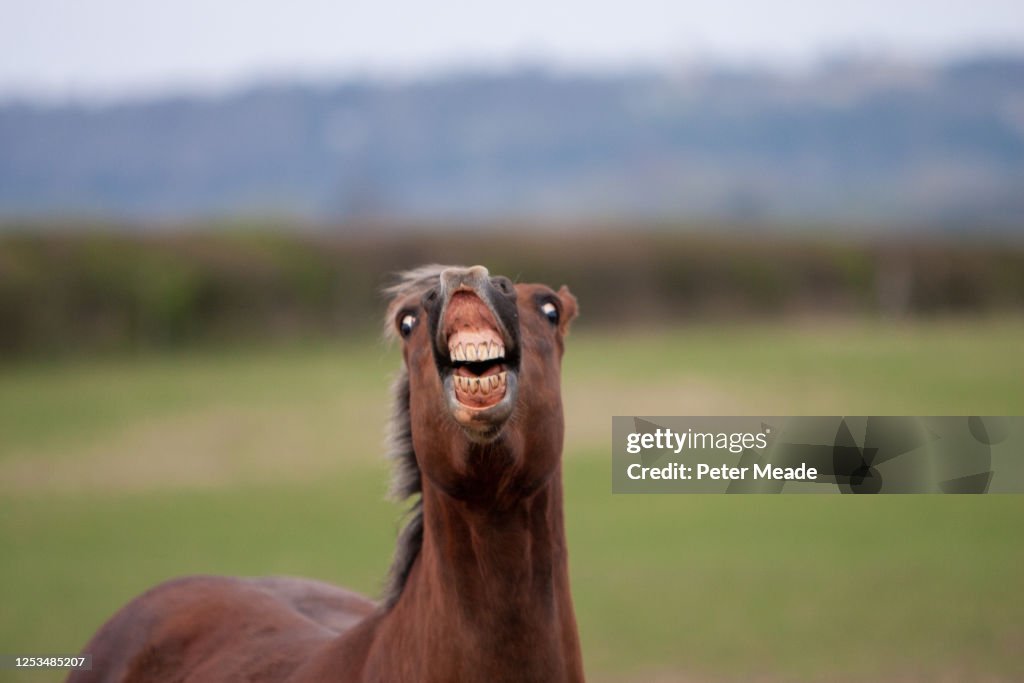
[2,0,1023,100]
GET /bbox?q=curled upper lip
[434,285,515,359]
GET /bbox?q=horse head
[386,264,577,506]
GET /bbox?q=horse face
[390,265,576,457]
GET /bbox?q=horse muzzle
[432,266,520,440]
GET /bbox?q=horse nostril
[491,276,513,295]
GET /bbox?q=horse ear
[557,285,578,335]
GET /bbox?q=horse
[69,264,584,683]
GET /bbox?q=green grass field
[2,320,1023,682]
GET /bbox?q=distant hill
[2,57,1023,228]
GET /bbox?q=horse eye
[540,301,559,325]
[399,314,417,337]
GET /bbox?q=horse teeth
[498,344,504,359]
[478,343,489,360]
[489,376,499,390]
[471,378,481,394]
[466,344,478,361]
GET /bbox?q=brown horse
[70,265,584,683]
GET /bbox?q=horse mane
[380,265,461,609]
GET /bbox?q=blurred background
[1,1,1023,681]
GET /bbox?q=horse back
[67,575,376,683]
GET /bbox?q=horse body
[71,576,374,682]
[71,265,584,683]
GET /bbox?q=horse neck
[367,459,584,683]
